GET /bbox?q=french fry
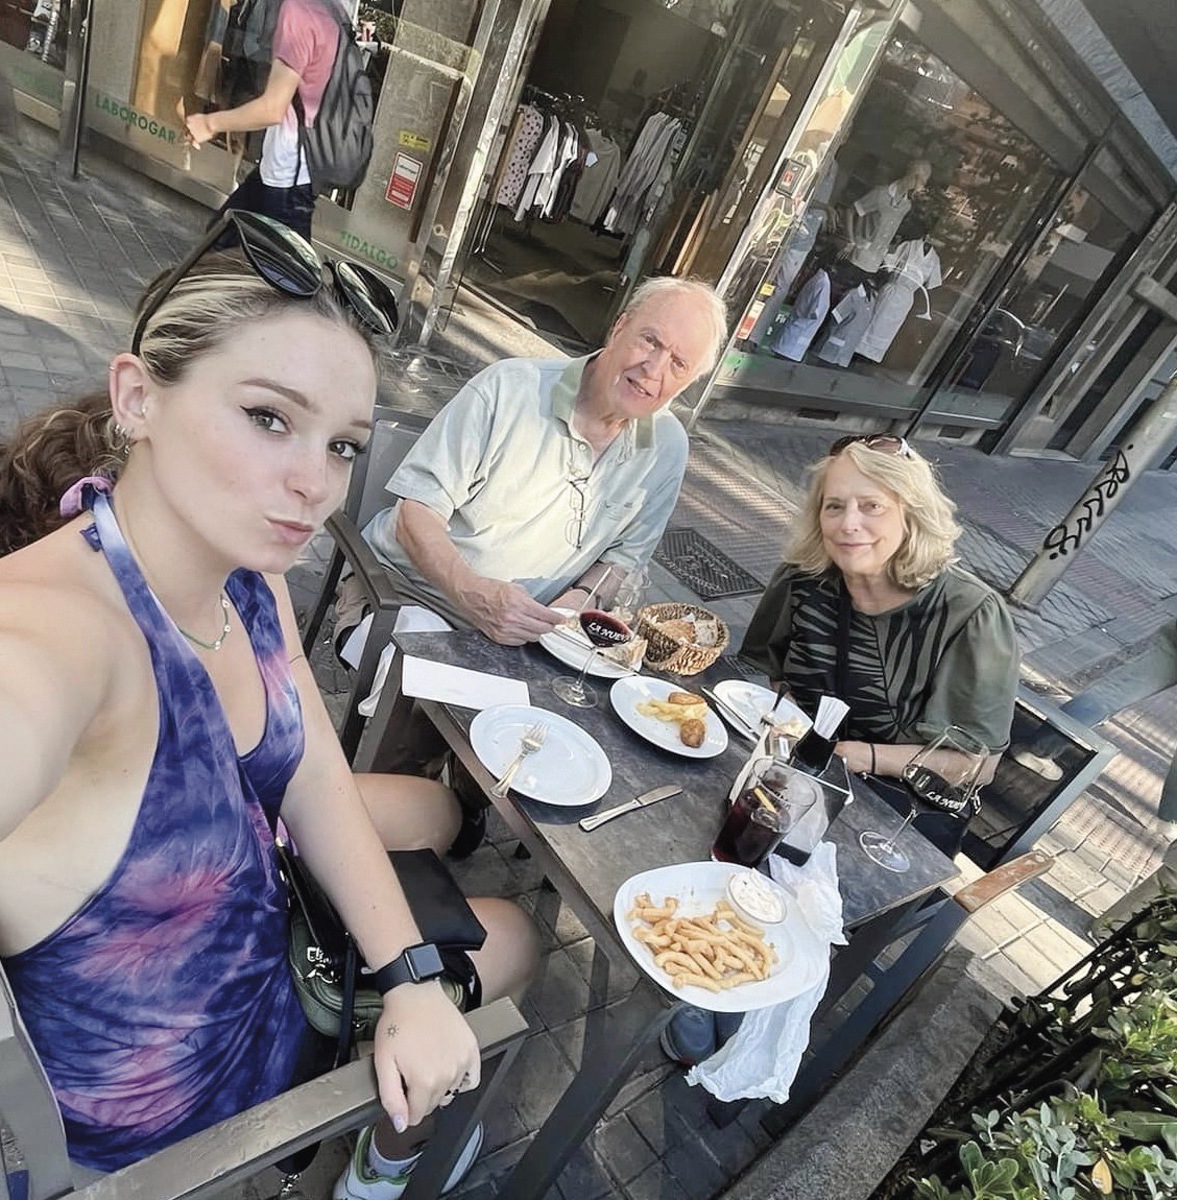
[672,971,722,992]
[629,892,780,994]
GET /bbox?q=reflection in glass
[1,0,69,69]
[719,29,1090,431]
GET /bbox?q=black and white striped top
[739,563,1019,753]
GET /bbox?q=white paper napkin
[400,655,529,711]
[354,606,457,718]
[686,843,847,1103]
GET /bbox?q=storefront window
[0,0,69,68]
[729,33,1063,421]
[457,0,816,351]
[681,0,846,285]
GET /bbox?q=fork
[490,722,548,798]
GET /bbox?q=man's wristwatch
[369,943,447,994]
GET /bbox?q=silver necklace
[177,592,232,652]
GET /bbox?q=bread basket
[636,602,729,676]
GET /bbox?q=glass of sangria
[712,759,820,869]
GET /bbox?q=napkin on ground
[353,606,455,717]
[686,842,847,1104]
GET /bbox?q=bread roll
[679,718,706,748]
[668,690,704,706]
[659,618,696,643]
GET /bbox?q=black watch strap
[369,942,446,994]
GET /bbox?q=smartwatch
[369,943,447,994]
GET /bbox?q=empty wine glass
[859,725,989,873]
[610,567,649,626]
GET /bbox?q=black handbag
[277,843,487,1066]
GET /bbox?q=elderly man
[341,277,727,650]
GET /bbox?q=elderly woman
[742,433,1018,788]
[663,433,1019,1068]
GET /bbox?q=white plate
[609,676,729,759]
[538,623,634,679]
[712,681,812,739]
[613,862,827,1012]
[469,705,611,806]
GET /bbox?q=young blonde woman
[0,213,537,1199]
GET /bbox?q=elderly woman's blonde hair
[788,441,961,590]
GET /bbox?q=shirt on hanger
[856,240,942,363]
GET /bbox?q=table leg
[497,983,677,1200]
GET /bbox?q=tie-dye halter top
[2,488,314,1171]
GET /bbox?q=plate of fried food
[614,862,827,1011]
[609,677,728,758]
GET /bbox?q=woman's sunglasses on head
[130,210,399,355]
[829,433,913,459]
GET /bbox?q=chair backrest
[1,960,73,1200]
[344,405,430,533]
[961,688,1117,871]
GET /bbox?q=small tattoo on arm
[386,1024,399,1039]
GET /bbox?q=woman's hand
[836,740,875,775]
[374,981,481,1132]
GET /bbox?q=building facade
[10,0,1177,465]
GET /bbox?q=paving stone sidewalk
[3,130,1177,1198]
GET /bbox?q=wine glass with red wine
[859,725,988,873]
[551,604,633,708]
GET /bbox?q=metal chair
[759,848,1056,1136]
[961,688,1117,871]
[300,405,430,762]
[1,959,527,1200]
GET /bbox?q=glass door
[932,148,1148,434]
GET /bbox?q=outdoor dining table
[383,630,960,1200]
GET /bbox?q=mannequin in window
[747,155,841,349]
[814,272,879,367]
[769,263,831,362]
[844,159,931,274]
[856,216,942,363]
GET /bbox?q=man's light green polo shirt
[363,354,689,628]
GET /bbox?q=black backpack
[293,6,375,195]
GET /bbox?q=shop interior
[0,0,70,69]
[735,30,1143,426]
[459,0,737,352]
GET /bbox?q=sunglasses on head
[829,433,913,459]
[130,210,398,355]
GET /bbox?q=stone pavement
[2,125,1176,1198]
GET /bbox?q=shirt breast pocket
[597,499,638,531]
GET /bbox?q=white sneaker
[332,1122,484,1200]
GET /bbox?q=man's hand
[459,578,563,645]
[374,982,481,1132]
[184,112,216,146]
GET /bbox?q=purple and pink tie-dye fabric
[2,489,314,1171]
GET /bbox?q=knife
[579,785,683,831]
[700,687,760,742]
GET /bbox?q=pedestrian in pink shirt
[186,0,341,239]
